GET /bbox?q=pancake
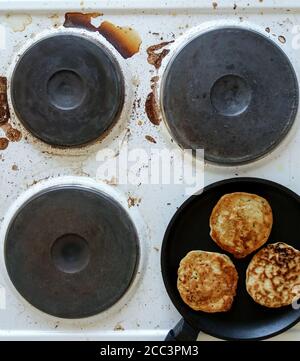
[210,192,273,258]
[177,250,238,312]
[246,242,300,308]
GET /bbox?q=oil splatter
[12,164,18,171]
[212,2,218,9]
[146,41,174,69]
[265,27,270,33]
[5,125,22,142]
[145,76,161,125]
[63,12,102,31]
[0,77,10,124]
[145,135,157,144]
[99,21,142,59]
[5,14,32,32]
[63,13,141,59]
[127,196,141,208]
[0,77,20,150]
[0,138,8,150]
[278,35,286,44]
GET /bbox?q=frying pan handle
[165,318,199,341]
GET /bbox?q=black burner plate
[5,186,139,318]
[162,27,299,164]
[11,34,124,147]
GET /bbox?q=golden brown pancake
[246,242,300,308]
[177,250,238,312]
[210,192,273,258]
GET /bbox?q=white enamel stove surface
[0,0,299,340]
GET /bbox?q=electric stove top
[0,0,299,341]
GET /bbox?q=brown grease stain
[145,135,157,144]
[64,12,102,31]
[0,77,10,124]
[63,13,141,59]
[278,35,286,44]
[127,196,141,208]
[5,124,22,142]
[0,76,21,149]
[0,137,8,150]
[145,76,161,126]
[99,21,142,59]
[146,41,174,69]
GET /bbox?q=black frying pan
[161,178,300,341]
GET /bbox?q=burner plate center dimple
[47,70,85,111]
[51,233,90,274]
[210,74,252,116]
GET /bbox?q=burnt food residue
[0,76,22,149]
[63,12,102,31]
[146,41,174,69]
[63,13,142,59]
[0,77,10,124]
[0,137,8,150]
[145,76,161,126]
[145,135,157,144]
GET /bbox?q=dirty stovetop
[0,0,299,340]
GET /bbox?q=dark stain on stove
[132,84,142,115]
[11,164,18,171]
[98,21,142,59]
[63,12,103,31]
[146,40,174,69]
[63,13,142,59]
[145,76,161,126]
[0,137,8,150]
[0,77,10,124]
[233,3,237,10]
[5,124,22,142]
[127,196,141,208]
[0,76,22,149]
[145,135,157,144]
[212,2,218,10]
[265,27,270,33]
[278,35,286,44]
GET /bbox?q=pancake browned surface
[246,242,300,308]
[210,192,273,258]
[177,250,238,312]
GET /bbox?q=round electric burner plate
[162,27,299,165]
[11,34,124,147]
[4,186,139,318]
